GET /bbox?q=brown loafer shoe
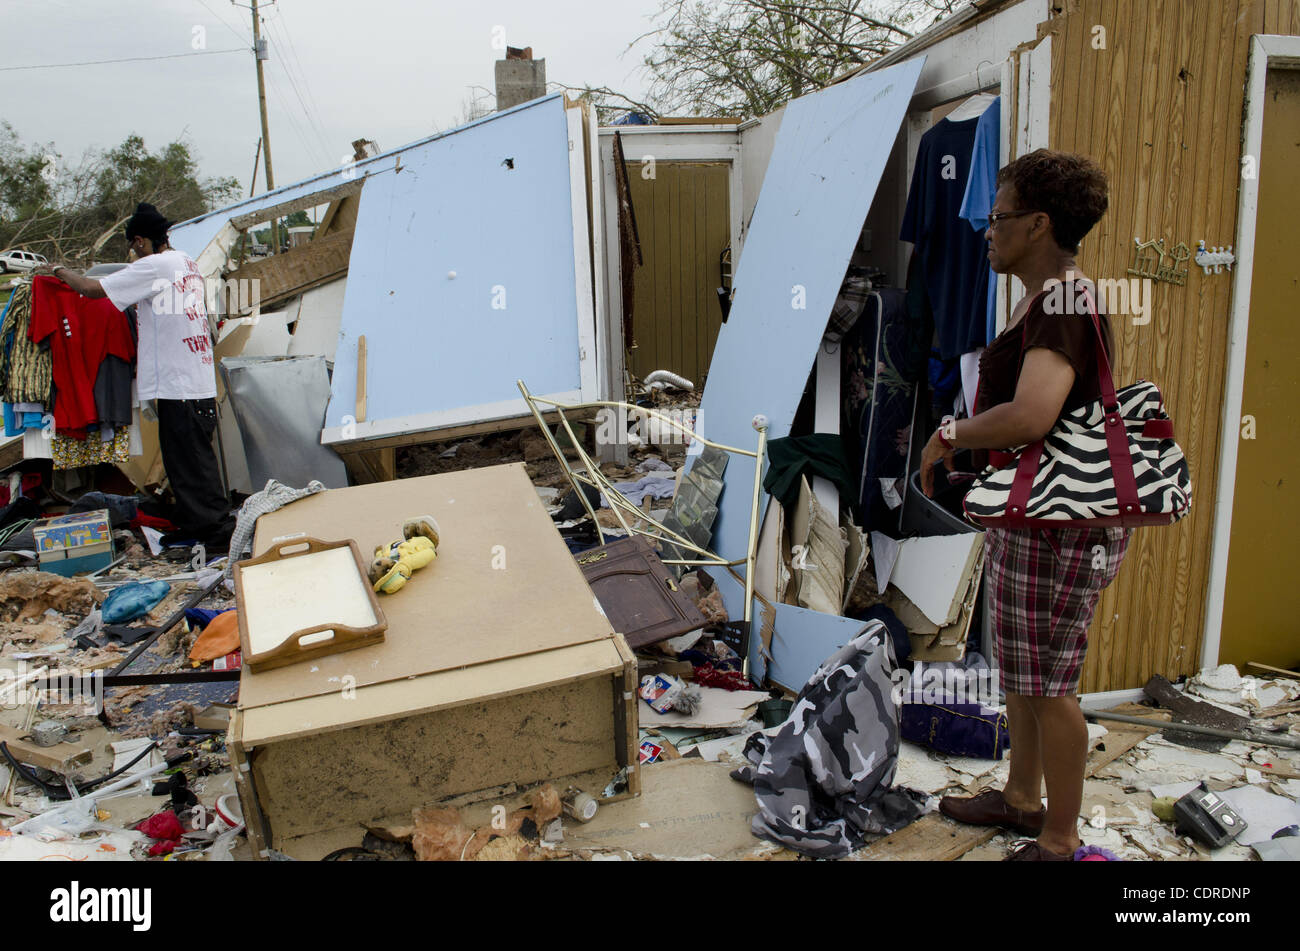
[938,788,1045,836]
[1005,840,1074,861]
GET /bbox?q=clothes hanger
[944,91,997,123]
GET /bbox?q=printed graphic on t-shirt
[150,258,214,368]
[98,250,217,400]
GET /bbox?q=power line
[264,68,324,171]
[267,7,334,158]
[267,55,331,167]
[263,15,332,163]
[268,15,333,160]
[191,0,252,44]
[0,48,245,72]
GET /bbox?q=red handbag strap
[1006,438,1042,521]
[1006,282,1143,518]
[1077,285,1143,517]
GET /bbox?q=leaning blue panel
[691,59,925,687]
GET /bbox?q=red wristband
[936,426,954,451]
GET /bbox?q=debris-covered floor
[2,393,1297,862]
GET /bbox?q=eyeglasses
[987,209,1040,229]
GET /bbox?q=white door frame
[1200,34,1300,668]
[596,126,743,461]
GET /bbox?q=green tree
[0,127,239,265]
[252,209,312,249]
[0,122,57,224]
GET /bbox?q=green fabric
[763,434,855,511]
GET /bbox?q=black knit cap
[124,202,172,245]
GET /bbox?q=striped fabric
[963,380,1191,527]
[0,282,53,405]
[986,525,1130,697]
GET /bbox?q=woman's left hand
[920,429,955,498]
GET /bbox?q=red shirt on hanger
[29,276,136,434]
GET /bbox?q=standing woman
[919,150,1128,861]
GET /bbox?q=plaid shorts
[985,525,1130,697]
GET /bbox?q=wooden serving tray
[234,536,387,673]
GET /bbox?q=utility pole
[249,0,277,251]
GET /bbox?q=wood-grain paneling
[626,162,731,384]
[1041,0,1300,691]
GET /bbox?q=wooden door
[626,161,731,384]
[1218,67,1300,671]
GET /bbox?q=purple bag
[900,703,1010,760]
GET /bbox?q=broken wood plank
[355,335,368,424]
[223,228,353,311]
[0,723,92,773]
[850,813,998,862]
[229,179,364,231]
[1144,674,1250,751]
[1258,763,1300,781]
[1256,702,1300,720]
[1246,662,1300,682]
[332,410,562,454]
[1084,702,1167,775]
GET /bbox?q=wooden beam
[229,179,365,231]
[337,447,397,485]
[851,814,997,862]
[224,228,353,312]
[331,410,563,454]
[355,335,368,424]
[1246,662,1300,681]
[0,436,22,473]
[0,723,92,773]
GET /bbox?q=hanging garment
[0,283,53,406]
[93,354,134,428]
[901,115,990,359]
[51,427,130,469]
[29,277,135,433]
[841,288,922,530]
[762,434,855,512]
[2,404,44,438]
[730,622,926,859]
[958,96,1002,343]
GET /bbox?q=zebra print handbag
[962,289,1192,529]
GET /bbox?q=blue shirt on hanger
[901,114,990,360]
[958,96,1001,343]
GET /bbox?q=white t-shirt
[100,249,217,401]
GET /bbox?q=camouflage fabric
[731,621,924,858]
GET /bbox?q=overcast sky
[4,0,659,197]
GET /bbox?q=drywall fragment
[889,534,983,627]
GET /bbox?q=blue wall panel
[690,60,925,687]
[324,95,581,435]
[165,95,584,443]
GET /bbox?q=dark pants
[156,398,229,536]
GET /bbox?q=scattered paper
[1218,785,1300,846]
[141,526,164,557]
[645,686,769,730]
[870,531,900,592]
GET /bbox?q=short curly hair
[995,150,1108,253]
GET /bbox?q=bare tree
[567,0,960,122]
